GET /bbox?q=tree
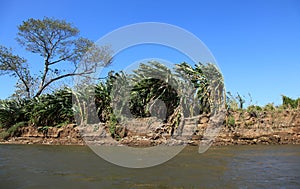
[236,93,245,109]
[0,17,112,98]
[282,95,300,109]
[0,46,33,98]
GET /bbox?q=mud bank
[0,124,84,145]
[1,109,299,146]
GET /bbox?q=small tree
[282,95,300,109]
[236,93,245,109]
[0,17,112,98]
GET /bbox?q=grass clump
[227,115,235,127]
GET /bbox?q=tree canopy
[0,17,112,98]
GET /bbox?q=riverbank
[1,109,299,146]
[0,124,85,145]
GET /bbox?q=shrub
[109,113,118,138]
[6,122,24,137]
[37,126,49,133]
[263,103,275,111]
[247,105,262,112]
[282,95,300,109]
[227,115,235,127]
[29,88,74,126]
[0,87,74,136]
[0,99,29,128]
[0,131,9,140]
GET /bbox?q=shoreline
[1,109,299,146]
[1,126,299,146]
[1,136,299,146]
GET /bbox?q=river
[0,144,299,188]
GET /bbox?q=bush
[247,105,262,112]
[29,88,74,126]
[0,131,9,140]
[37,126,49,133]
[0,88,74,137]
[109,113,118,139]
[227,115,235,127]
[263,103,275,111]
[282,95,300,109]
[0,99,29,128]
[8,121,27,136]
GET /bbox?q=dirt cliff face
[214,109,300,145]
[1,109,299,146]
[1,124,84,145]
[118,109,300,146]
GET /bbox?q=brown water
[0,144,299,188]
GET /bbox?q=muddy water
[0,144,299,188]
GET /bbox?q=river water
[0,144,299,189]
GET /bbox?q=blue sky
[0,0,299,106]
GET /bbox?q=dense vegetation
[0,17,110,140]
[0,88,74,139]
[0,18,299,141]
[72,61,224,138]
[1,60,299,141]
[0,61,225,140]
[0,63,299,140]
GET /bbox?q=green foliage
[247,105,262,111]
[0,18,226,139]
[17,17,79,56]
[108,61,224,136]
[0,131,9,140]
[129,62,180,118]
[95,77,114,122]
[7,122,27,137]
[1,17,112,98]
[0,46,32,99]
[130,77,179,118]
[175,62,211,115]
[282,95,300,109]
[108,113,118,138]
[75,60,218,138]
[263,103,275,111]
[28,87,74,126]
[246,105,263,117]
[197,63,224,113]
[0,60,224,139]
[37,126,50,133]
[0,121,27,140]
[110,61,220,121]
[0,99,29,128]
[0,87,73,133]
[227,115,235,127]
[56,121,69,128]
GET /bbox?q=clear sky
[0,0,299,106]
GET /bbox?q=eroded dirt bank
[1,109,299,146]
[214,109,300,145]
[0,124,84,145]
